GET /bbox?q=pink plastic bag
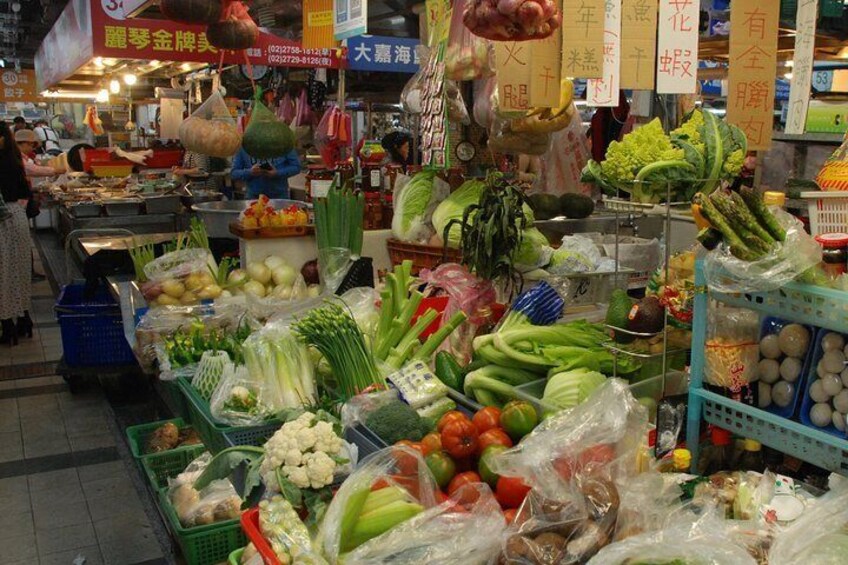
[445,0,494,81]
[315,105,352,167]
[277,92,296,124]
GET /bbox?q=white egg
[822,373,844,396]
[834,390,848,414]
[778,324,810,358]
[833,411,847,432]
[823,333,846,352]
[772,381,795,408]
[780,357,803,383]
[823,350,847,374]
[759,334,782,360]
[810,380,831,403]
[758,359,781,384]
[811,402,834,427]
[758,382,772,408]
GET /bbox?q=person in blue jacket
[230,148,301,199]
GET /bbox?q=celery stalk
[414,311,468,362]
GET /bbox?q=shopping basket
[801,191,848,236]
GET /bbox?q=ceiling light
[181,63,192,71]
[109,79,120,94]
[41,91,100,100]
[784,72,793,80]
[94,57,104,68]
[0,59,5,68]
[785,60,794,67]
[11,2,20,13]
[123,73,137,86]
[149,60,160,67]
[96,89,109,103]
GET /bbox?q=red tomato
[495,476,531,509]
[554,444,617,481]
[503,508,518,524]
[435,489,449,504]
[447,471,482,496]
[499,400,539,441]
[421,433,442,457]
[478,428,513,454]
[393,441,424,475]
[440,419,480,459]
[437,410,470,432]
[472,406,502,435]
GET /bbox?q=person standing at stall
[381,131,413,173]
[16,129,56,178]
[230,147,300,199]
[33,119,62,156]
[0,121,34,345]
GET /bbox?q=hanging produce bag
[446,81,471,125]
[445,0,494,81]
[315,105,352,167]
[473,77,497,129]
[179,91,241,158]
[276,92,296,124]
[400,46,430,114]
[206,0,258,50]
[242,90,295,159]
[463,0,562,42]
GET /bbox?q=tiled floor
[0,231,174,564]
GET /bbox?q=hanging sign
[587,0,622,107]
[561,0,605,79]
[656,0,699,93]
[303,0,337,50]
[785,0,817,135]
[334,0,368,41]
[530,31,562,108]
[0,70,44,103]
[621,0,658,90]
[495,42,532,112]
[727,0,779,149]
[347,35,421,73]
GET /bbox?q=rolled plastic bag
[317,446,439,562]
[704,208,822,294]
[179,91,241,158]
[344,483,507,565]
[769,488,848,565]
[243,90,295,159]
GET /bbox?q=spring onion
[129,243,156,282]
[314,182,365,256]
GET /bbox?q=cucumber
[434,351,464,391]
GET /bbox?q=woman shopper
[0,121,33,345]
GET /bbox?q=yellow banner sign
[561,0,605,79]
[302,0,336,50]
[621,0,658,90]
[727,0,779,149]
[495,42,532,112]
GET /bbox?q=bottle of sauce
[335,161,355,190]
[697,426,733,475]
[814,233,848,280]
[737,439,765,472]
[305,166,334,201]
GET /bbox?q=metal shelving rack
[685,259,848,475]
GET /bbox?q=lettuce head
[514,227,553,272]
[431,179,486,247]
[391,170,437,242]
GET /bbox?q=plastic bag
[315,105,352,167]
[769,488,848,564]
[547,234,604,275]
[169,477,242,528]
[445,0,493,81]
[258,496,327,564]
[815,130,848,190]
[704,209,822,294]
[244,273,312,319]
[243,94,295,159]
[473,77,497,129]
[445,80,471,125]
[612,472,683,542]
[276,92,296,124]
[179,91,241,158]
[140,248,219,308]
[488,114,551,155]
[534,114,594,197]
[463,0,561,42]
[317,446,439,562]
[144,248,213,284]
[318,247,352,294]
[401,46,430,114]
[338,287,380,335]
[704,302,760,389]
[209,363,277,426]
[344,483,506,565]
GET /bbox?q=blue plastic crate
[757,317,818,420]
[55,282,136,367]
[800,329,848,439]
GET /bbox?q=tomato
[478,428,513,454]
[495,476,531,509]
[453,455,477,473]
[503,508,518,524]
[472,406,502,435]
[553,444,617,481]
[437,410,470,432]
[447,471,482,496]
[425,451,457,489]
[440,419,480,459]
[421,433,443,456]
[478,445,508,487]
[393,441,424,475]
[434,489,449,505]
[500,400,539,441]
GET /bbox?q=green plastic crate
[126,418,200,459]
[229,548,244,565]
[158,488,247,565]
[177,377,281,453]
[141,444,207,491]
[157,378,189,420]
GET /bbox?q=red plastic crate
[240,508,280,565]
[412,298,506,339]
[145,149,184,169]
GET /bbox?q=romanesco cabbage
[671,109,705,154]
[600,119,685,184]
[723,149,745,178]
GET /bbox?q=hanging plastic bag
[473,77,497,129]
[488,114,551,155]
[445,0,494,81]
[291,89,314,142]
[816,130,848,190]
[445,80,471,125]
[179,90,241,158]
[243,90,295,160]
[315,105,352,167]
[317,446,439,562]
[534,114,594,197]
[277,92,296,124]
[209,363,278,426]
[344,483,506,565]
[704,302,760,390]
[401,46,430,114]
[703,208,822,294]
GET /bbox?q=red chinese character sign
[561,0,605,79]
[727,0,779,149]
[495,42,531,112]
[586,0,621,107]
[621,0,658,90]
[656,0,698,93]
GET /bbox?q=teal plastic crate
[156,379,189,420]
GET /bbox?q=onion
[228,269,248,286]
[301,259,320,285]
[307,284,321,298]
[272,265,297,287]
[247,262,272,285]
[162,279,186,299]
[243,280,267,297]
[264,255,287,270]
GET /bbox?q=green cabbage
[392,170,437,242]
[431,179,486,247]
[514,228,553,272]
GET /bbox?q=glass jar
[305,166,334,201]
[363,192,383,231]
[381,192,393,229]
[815,233,848,279]
[362,164,382,192]
[335,161,355,189]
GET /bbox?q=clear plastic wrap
[141,248,220,307]
[612,472,683,542]
[445,0,494,81]
[209,363,277,426]
[473,77,497,129]
[144,248,214,283]
[169,477,242,528]
[704,209,822,294]
[768,488,848,565]
[244,274,312,319]
[401,47,430,114]
[488,114,551,156]
[318,247,352,294]
[258,496,327,564]
[704,302,760,389]
[344,483,506,565]
[317,446,439,562]
[179,90,241,158]
[445,81,471,125]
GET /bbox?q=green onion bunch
[293,303,382,400]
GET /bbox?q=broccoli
[365,400,430,445]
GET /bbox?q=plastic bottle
[737,439,766,473]
[697,426,733,475]
[659,448,692,473]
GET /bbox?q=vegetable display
[463,0,562,41]
[239,195,309,229]
[314,183,365,256]
[391,170,439,243]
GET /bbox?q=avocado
[627,296,665,335]
[606,289,635,343]
[528,193,562,220]
[559,193,595,219]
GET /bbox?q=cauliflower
[600,119,685,184]
[259,411,344,493]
